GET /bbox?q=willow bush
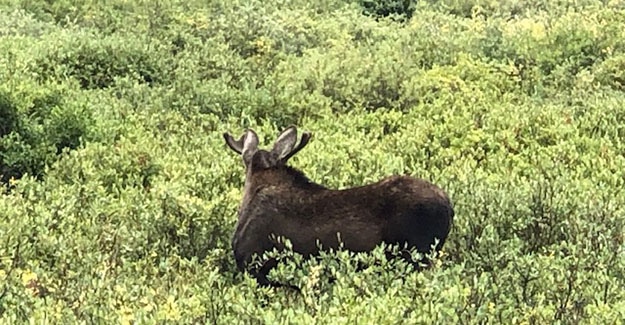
[1,0,624,323]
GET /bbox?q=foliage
[0,77,95,184]
[360,0,416,21]
[1,0,625,323]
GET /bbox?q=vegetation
[1,0,624,323]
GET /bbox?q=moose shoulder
[223,126,454,286]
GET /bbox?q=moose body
[224,126,454,286]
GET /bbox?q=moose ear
[223,132,244,154]
[281,131,311,162]
[224,129,259,159]
[271,126,298,160]
[242,129,259,159]
[272,126,312,163]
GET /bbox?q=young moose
[224,126,454,286]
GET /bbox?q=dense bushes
[0,78,94,184]
[360,0,416,20]
[32,34,171,89]
[1,0,625,323]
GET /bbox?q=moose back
[223,126,454,286]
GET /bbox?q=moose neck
[244,165,325,194]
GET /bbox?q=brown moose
[223,126,454,286]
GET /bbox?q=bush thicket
[1,0,624,323]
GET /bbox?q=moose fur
[223,126,454,286]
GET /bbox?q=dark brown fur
[224,126,454,286]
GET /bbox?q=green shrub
[360,0,416,21]
[1,0,625,323]
[0,80,93,184]
[30,32,172,89]
[0,91,19,138]
[0,9,58,37]
[593,54,625,91]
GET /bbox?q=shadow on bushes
[34,35,170,90]
[0,85,92,186]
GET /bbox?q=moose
[223,125,454,286]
